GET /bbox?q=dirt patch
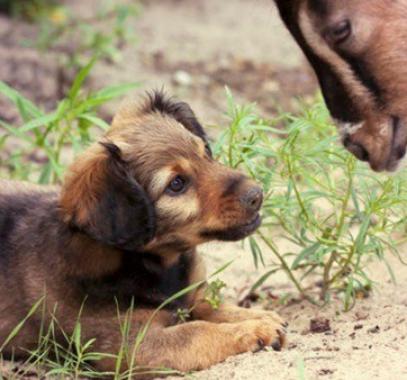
[162,241,407,380]
[0,0,317,127]
[92,0,317,125]
[149,52,316,116]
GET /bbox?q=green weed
[30,0,139,68]
[0,58,138,183]
[214,89,407,309]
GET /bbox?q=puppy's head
[60,92,263,252]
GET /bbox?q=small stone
[367,325,380,334]
[173,70,193,86]
[355,311,369,321]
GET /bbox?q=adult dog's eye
[325,20,351,46]
[166,175,187,195]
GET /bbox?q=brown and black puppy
[0,92,286,374]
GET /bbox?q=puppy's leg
[79,311,284,373]
[188,257,286,329]
[132,319,285,372]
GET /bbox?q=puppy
[0,92,286,374]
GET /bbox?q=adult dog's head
[274,0,407,172]
[60,92,263,255]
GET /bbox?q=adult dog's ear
[60,142,156,250]
[145,91,212,156]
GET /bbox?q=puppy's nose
[241,186,263,213]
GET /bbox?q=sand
[161,240,407,380]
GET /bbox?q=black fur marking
[0,210,15,266]
[308,0,329,16]
[144,91,213,156]
[152,238,193,253]
[221,175,245,199]
[75,143,156,250]
[274,0,362,123]
[338,52,385,107]
[99,141,122,161]
[76,251,192,310]
[0,192,45,266]
[201,215,261,242]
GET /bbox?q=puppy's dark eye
[325,20,351,46]
[166,175,187,196]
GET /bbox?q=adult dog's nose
[241,186,263,213]
[343,134,370,162]
[342,116,407,172]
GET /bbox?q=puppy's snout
[241,186,263,213]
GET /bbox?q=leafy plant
[31,0,139,66]
[0,58,138,184]
[4,0,139,100]
[214,89,407,310]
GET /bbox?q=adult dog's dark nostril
[343,135,369,162]
[241,187,263,213]
[391,116,407,161]
[396,145,406,160]
[343,134,351,148]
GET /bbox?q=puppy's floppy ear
[60,142,156,250]
[146,91,212,156]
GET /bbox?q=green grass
[0,263,230,379]
[7,0,139,67]
[214,89,407,310]
[0,58,138,183]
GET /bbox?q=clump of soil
[310,317,331,333]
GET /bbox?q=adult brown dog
[0,92,286,374]
[274,0,407,172]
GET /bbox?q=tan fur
[61,143,110,225]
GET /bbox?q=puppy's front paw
[243,308,287,327]
[231,319,286,354]
[221,305,288,329]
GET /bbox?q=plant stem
[258,230,310,301]
[286,156,310,223]
[321,159,354,299]
[328,244,355,286]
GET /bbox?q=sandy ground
[97,0,316,125]
[0,0,316,126]
[163,241,407,380]
[1,1,407,379]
